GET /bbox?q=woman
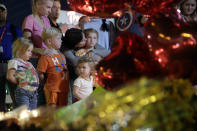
[179,0,197,22]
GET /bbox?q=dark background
[0,0,70,28]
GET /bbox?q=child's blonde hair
[41,27,62,43]
[12,38,33,58]
[84,28,99,38]
[32,0,54,13]
[76,56,95,76]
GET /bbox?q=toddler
[37,27,69,107]
[73,56,95,102]
[7,38,39,110]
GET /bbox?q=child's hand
[62,72,69,80]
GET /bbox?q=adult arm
[92,44,111,57]
[64,50,81,67]
[33,48,55,56]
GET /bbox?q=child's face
[75,33,86,48]
[50,35,62,49]
[37,0,53,16]
[20,45,33,61]
[77,62,91,78]
[85,32,98,48]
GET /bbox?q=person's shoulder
[8,58,17,63]
[94,44,109,51]
[42,15,49,19]
[39,55,49,59]
[8,58,21,65]
[95,44,104,49]
[74,76,83,84]
[42,16,50,23]
[23,14,34,25]
[24,14,34,20]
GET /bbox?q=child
[81,28,110,63]
[37,27,69,107]
[6,38,39,110]
[73,56,95,102]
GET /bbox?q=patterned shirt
[8,58,39,91]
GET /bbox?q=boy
[37,27,69,107]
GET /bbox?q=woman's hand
[43,48,56,57]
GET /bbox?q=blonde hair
[12,38,33,58]
[76,56,95,76]
[84,28,99,38]
[41,27,62,43]
[32,0,54,13]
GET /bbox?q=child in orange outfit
[37,27,69,107]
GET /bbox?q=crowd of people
[0,0,112,111]
[0,0,196,111]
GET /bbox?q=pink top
[22,15,51,48]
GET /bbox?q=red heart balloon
[95,32,162,90]
[132,0,181,15]
[67,0,132,17]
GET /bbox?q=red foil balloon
[95,33,162,90]
[144,8,197,67]
[67,0,132,17]
[167,46,197,84]
[132,0,181,15]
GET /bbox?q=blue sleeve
[15,26,23,37]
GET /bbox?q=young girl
[6,38,39,110]
[73,56,95,102]
[22,0,53,49]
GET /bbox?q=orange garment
[44,87,68,106]
[37,53,69,105]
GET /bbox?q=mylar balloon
[144,8,197,67]
[132,0,181,15]
[67,0,132,17]
[95,32,162,90]
[167,46,197,84]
